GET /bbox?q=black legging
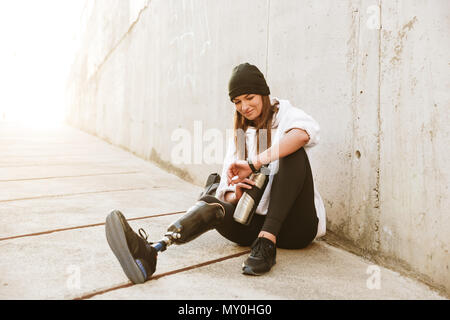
[200,147,318,249]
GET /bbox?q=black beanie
[228,63,270,102]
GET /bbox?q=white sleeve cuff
[215,183,236,202]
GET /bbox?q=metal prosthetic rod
[150,200,225,253]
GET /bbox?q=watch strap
[247,158,259,173]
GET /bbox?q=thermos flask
[233,168,269,225]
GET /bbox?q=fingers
[234,179,255,201]
[227,165,234,185]
[227,171,232,185]
[230,175,245,185]
[242,178,256,186]
[236,182,253,190]
[236,179,256,189]
[227,162,256,186]
[229,175,256,186]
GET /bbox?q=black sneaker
[105,210,157,284]
[242,237,276,275]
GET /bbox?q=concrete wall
[65,0,450,295]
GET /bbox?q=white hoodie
[215,97,326,239]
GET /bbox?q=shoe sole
[105,211,146,284]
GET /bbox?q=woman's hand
[224,178,256,204]
[227,160,253,185]
[234,178,256,201]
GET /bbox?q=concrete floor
[0,122,446,300]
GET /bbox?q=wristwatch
[247,158,259,174]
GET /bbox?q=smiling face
[232,94,263,121]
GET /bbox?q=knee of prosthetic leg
[166,200,225,244]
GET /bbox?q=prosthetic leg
[152,200,225,252]
[152,172,223,251]
[106,172,225,283]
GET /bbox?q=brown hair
[233,96,279,160]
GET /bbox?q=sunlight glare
[0,0,85,129]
